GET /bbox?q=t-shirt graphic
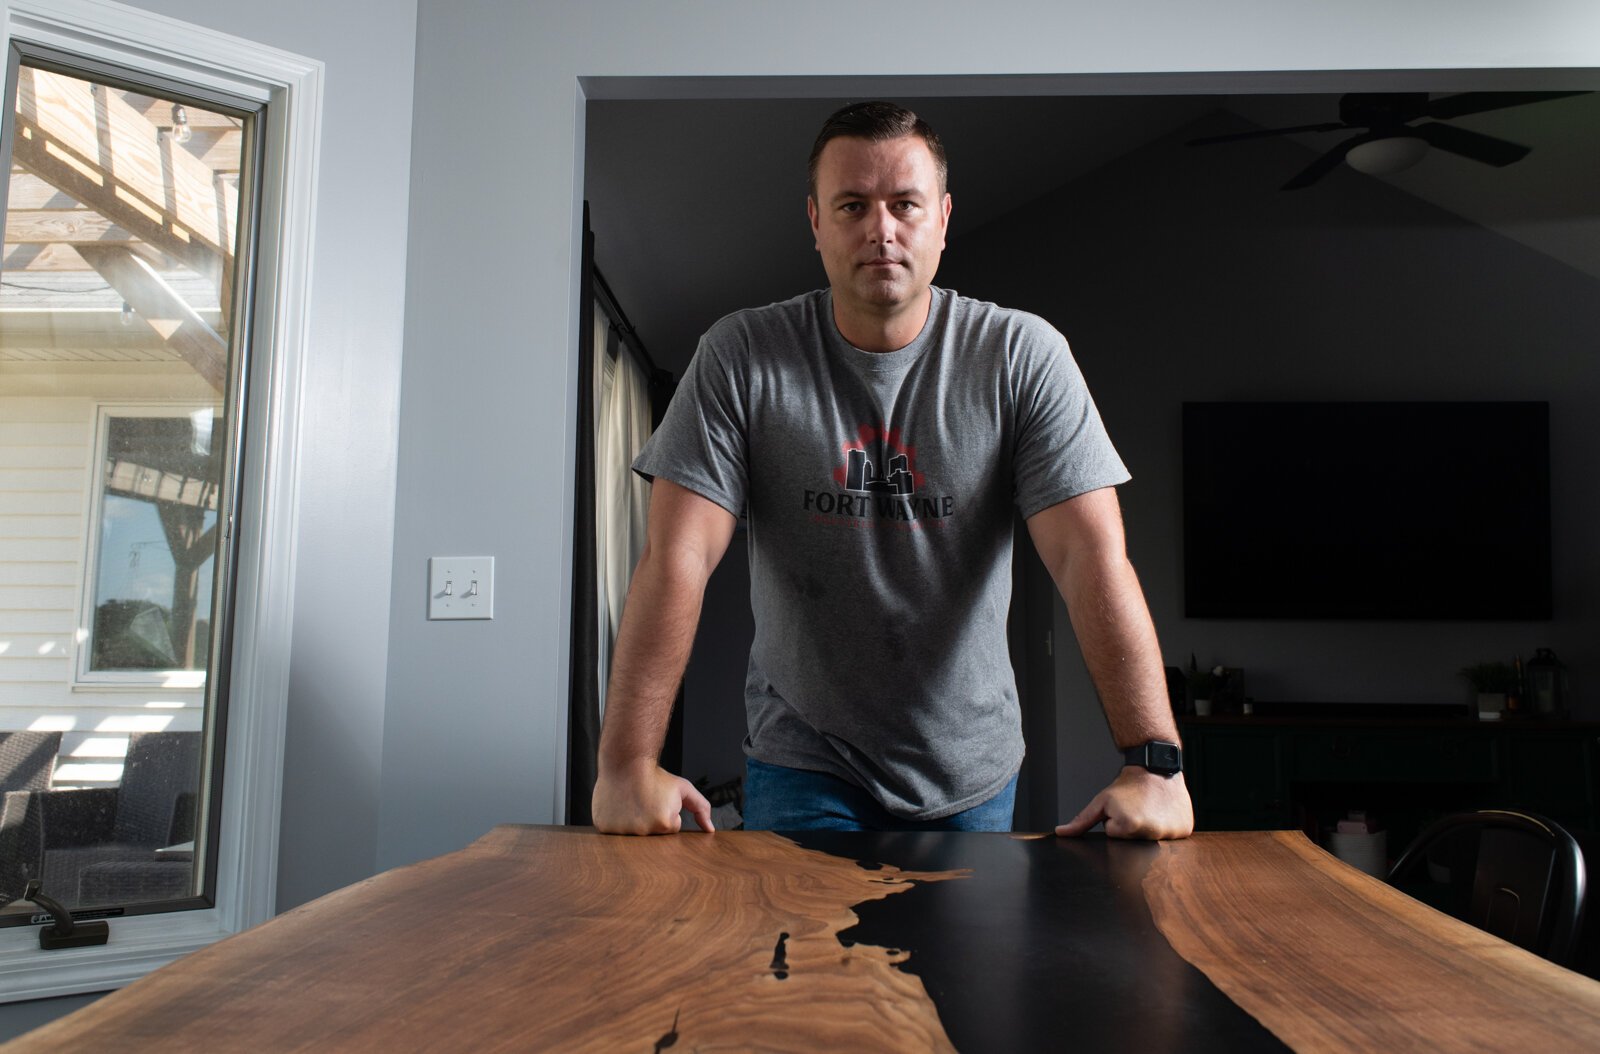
[840,425,918,495]
[807,423,954,530]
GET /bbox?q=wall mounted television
[1183,402,1552,620]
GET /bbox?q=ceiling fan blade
[1414,121,1531,167]
[1424,90,1588,121]
[1188,122,1348,147]
[1281,135,1367,190]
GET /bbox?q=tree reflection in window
[89,413,221,674]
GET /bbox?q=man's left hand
[1055,767,1194,840]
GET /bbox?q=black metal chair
[1388,809,1587,968]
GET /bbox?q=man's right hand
[592,759,715,835]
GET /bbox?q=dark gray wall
[938,112,1600,815]
[0,994,102,1044]
[672,107,1600,825]
[682,531,755,789]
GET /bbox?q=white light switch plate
[428,556,494,620]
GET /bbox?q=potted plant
[1459,661,1515,721]
[1187,662,1223,716]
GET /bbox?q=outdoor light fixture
[170,103,192,144]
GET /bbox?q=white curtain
[593,300,653,718]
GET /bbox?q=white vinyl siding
[0,386,208,785]
[0,397,82,713]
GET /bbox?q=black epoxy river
[784,831,1287,1054]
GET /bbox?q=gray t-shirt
[634,286,1129,819]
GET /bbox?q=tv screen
[1183,402,1551,620]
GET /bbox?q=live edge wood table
[13,827,1600,1052]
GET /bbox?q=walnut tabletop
[11,827,1600,1052]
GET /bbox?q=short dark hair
[807,101,947,199]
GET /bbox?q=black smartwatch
[1123,740,1182,778]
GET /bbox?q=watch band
[1123,740,1182,777]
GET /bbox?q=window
[0,0,321,1002]
[79,406,224,688]
[0,62,252,923]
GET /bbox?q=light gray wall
[76,0,418,908]
[386,0,1600,870]
[0,0,415,1037]
[106,0,419,913]
[940,110,1600,816]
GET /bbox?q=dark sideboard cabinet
[1179,715,1600,851]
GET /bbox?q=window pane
[0,62,253,919]
[90,414,221,673]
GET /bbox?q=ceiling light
[1345,136,1428,176]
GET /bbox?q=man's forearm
[1057,549,1177,749]
[597,542,712,772]
[1029,489,1191,839]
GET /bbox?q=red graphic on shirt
[834,424,925,494]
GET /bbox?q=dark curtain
[566,204,600,824]
[569,212,687,821]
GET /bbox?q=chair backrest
[1388,809,1587,967]
[0,731,62,793]
[112,731,203,847]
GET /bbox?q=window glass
[85,410,221,679]
[0,62,253,920]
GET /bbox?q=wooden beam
[4,170,81,209]
[3,241,94,271]
[105,458,219,510]
[190,133,245,174]
[11,67,237,299]
[4,208,138,245]
[2,240,180,272]
[75,244,227,393]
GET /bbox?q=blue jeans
[742,757,1017,832]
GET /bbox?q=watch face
[1148,742,1182,775]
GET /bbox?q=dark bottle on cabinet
[1527,648,1569,717]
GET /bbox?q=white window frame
[74,403,224,691]
[0,0,320,1002]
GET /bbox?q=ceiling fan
[1188,91,1588,189]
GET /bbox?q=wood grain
[4,209,137,245]
[9,826,965,1053]
[1144,830,1600,1052]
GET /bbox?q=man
[591,101,1192,840]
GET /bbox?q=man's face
[807,134,952,319]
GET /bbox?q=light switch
[428,556,494,620]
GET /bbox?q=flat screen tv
[1183,402,1551,620]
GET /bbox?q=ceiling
[585,90,1599,376]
